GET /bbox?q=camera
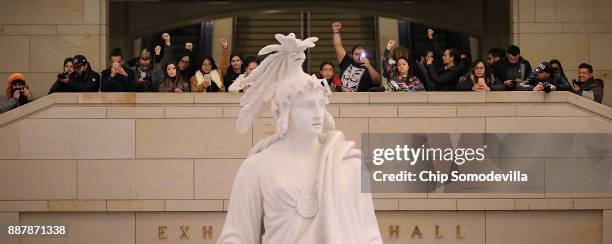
[572,79,583,86]
[57,72,69,80]
[542,82,552,93]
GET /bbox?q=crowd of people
[0,21,605,114]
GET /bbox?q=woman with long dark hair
[158,61,190,93]
[386,57,424,92]
[457,58,502,91]
[191,56,226,92]
[223,53,245,91]
[550,59,569,85]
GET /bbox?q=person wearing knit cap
[49,54,100,93]
[132,48,165,92]
[1,73,35,113]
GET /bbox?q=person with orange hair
[1,73,34,113]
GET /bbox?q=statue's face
[288,88,325,136]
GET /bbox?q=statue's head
[237,33,334,146]
[272,74,334,138]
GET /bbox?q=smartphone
[112,61,119,68]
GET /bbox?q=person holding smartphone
[332,21,381,92]
[457,59,502,91]
[100,48,136,92]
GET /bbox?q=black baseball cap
[535,62,553,74]
[73,55,88,67]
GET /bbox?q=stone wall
[0,92,611,243]
[0,0,108,98]
[511,0,612,106]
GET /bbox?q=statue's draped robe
[217,130,382,244]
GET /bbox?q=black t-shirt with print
[339,54,375,92]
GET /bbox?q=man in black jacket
[49,55,100,93]
[100,48,136,92]
[498,45,533,91]
[571,63,604,103]
[424,29,465,91]
[526,62,570,92]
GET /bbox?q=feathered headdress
[236,33,320,134]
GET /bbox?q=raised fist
[332,22,342,33]
[427,29,434,40]
[386,40,398,50]
[185,42,193,51]
[162,33,171,45]
[220,38,229,49]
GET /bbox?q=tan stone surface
[48,200,106,211]
[20,212,135,244]
[78,159,193,199]
[457,199,515,210]
[53,93,79,104]
[370,118,485,133]
[31,106,107,119]
[398,105,456,118]
[515,104,591,117]
[78,93,136,104]
[574,199,612,209]
[165,106,223,118]
[20,119,135,159]
[0,160,76,200]
[0,0,84,25]
[136,119,251,158]
[369,92,427,103]
[520,33,588,69]
[136,93,194,104]
[514,198,574,210]
[456,105,515,117]
[165,200,224,211]
[399,199,457,210]
[376,211,485,243]
[0,201,47,212]
[373,199,399,211]
[340,105,397,117]
[107,200,165,211]
[329,92,369,104]
[0,122,20,159]
[0,212,19,244]
[107,106,164,118]
[195,159,242,199]
[0,32,28,68]
[30,35,101,73]
[485,211,602,244]
[605,210,612,244]
[486,91,544,103]
[427,92,485,103]
[3,25,57,35]
[486,116,612,133]
[135,212,226,243]
[195,93,241,104]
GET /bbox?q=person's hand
[185,42,193,51]
[425,55,433,65]
[427,28,434,40]
[110,66,118,77]
[550,84,557,91]
[162,33,171,46]
[533,83,544,91]
[504,80,513,86]
[571,82,580,92]
[220,38,229,49]
[136,77,146,84]
[13,90,20,99]
[361,57,371,68]
[332,22,342,33]
[398,83,408,89]
[116,66,128,77]
[174,87,183,93]
[22,88,32,98]
[202,75,212,88]
[460,53,467,59]
[386,40,398,51]
[341,86,353,92]
[154,45,162,56]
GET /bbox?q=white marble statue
[217,33,382,244]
